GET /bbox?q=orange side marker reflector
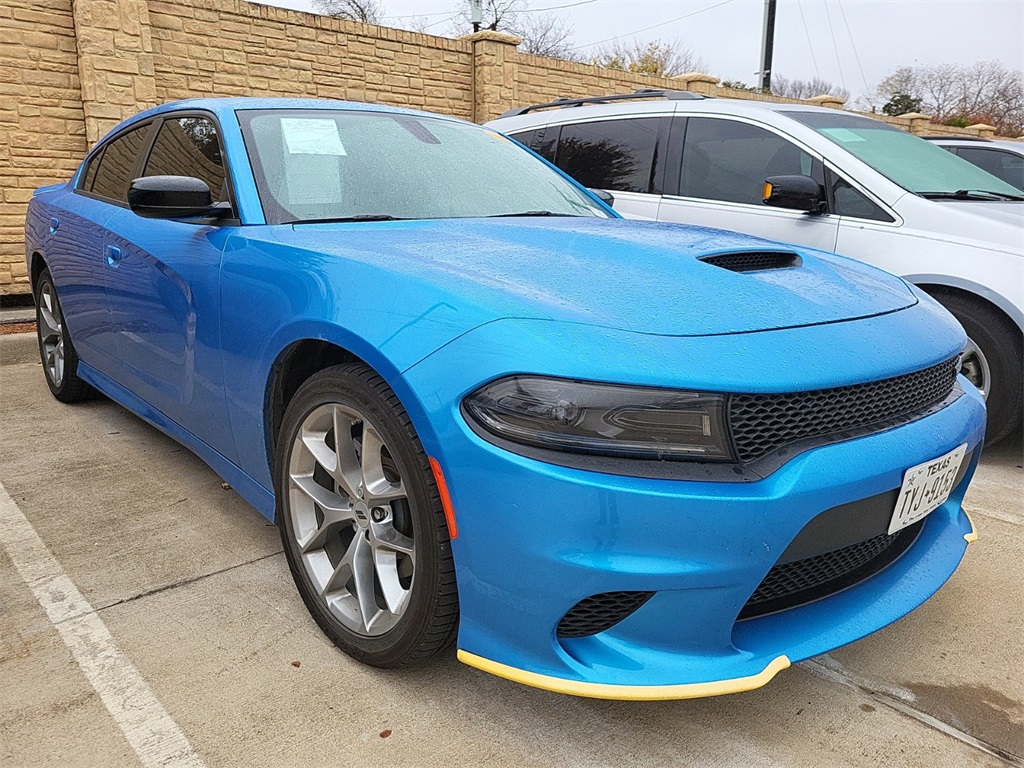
[763,181,773,200]
[429,457,458,540]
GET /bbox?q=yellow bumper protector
[457,650,790,701]
[963,510,978,543]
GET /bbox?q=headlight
[463,376,732,461]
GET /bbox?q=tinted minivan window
[90,126,149,202]
[954,147,1024,191]
[144,116,229,201]
[555,118,664,194]
[511,127,557,162]
[680,118,814,205]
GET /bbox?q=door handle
[105,245,122,267]
[49,217,59,234]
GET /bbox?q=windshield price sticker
[889,443,968,535]
[280,118,347,156]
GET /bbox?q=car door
[511,117,670,220]
[658,115,840,251]
[101,112,239,457]
[44,123,153,375]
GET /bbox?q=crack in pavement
[57,550,286,623]
[801,656,1023,767]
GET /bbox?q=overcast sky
[258,0,1024,102]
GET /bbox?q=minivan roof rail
[498,89,706,118]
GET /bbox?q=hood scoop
[699,251,802,273]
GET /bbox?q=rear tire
[275,363,459,667]
[35,268,94,403]
[931,289,1022,445]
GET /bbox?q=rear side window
[554,118,664,194]
[680,118,815,206]
[90,126,149,202]
[143,116,229,201]
[510,127,557,163]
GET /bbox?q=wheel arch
[262,335,438,490]
[29,250,47,294]
[909,274,1024,336]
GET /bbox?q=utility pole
[471,0,483,32]
[758,0,777,92]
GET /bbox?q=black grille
[739,521,923,620]
[556,591,655,638]
[729,357,959,463]
[700,251,801,273]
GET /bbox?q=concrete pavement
[1,331,1021,767]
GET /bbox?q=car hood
[904,198,1024,254]
[275,218,917,336]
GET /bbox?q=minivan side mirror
[128,176,219,219]
[762,175,827,214]
[589,188,615,206]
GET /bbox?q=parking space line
[0,480,207,768]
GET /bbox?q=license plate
[889,443,968,535]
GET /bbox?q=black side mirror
[590,188,615,206]
[128,176,218,219]
[762,175,826,214]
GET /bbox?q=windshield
[237,109,607,224]
[787,111,1022,198]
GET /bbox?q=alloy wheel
[287,403,415,636]
[37,280,65,387]
[960,338,990,400]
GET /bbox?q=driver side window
[143,116,229,203]
[680,118,818,206]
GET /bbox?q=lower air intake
[556,591,655,638]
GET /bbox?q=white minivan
[488,92,1024,443]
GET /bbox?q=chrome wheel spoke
[373,548,410,615]
[961,339,990,400]
[331,406,366,499]
[291,474,355,552]
[371,519,415,555]
[349,532,381,631]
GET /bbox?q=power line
[837,0,870,93]
[822,0,847,89]
[571,0,739,51]
[384,0,597,23]
[795,0,820,79]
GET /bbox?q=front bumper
[401,312,984,698]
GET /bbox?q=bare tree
[592,40,705,78]
[515,13,575,58]
[772,75,849,102]
[449,0,577,60]
[874,60,1024,135]
[312,0,384,24]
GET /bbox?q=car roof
[487,95,847,130]
[108,97,469,138]
[926,137,1024,152]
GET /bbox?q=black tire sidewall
[274,364,453,667]
[938,294,1023,444]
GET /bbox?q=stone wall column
[462,30,521,123]
[898,112,933,136]
[671,72,719,97]
[71,0,156,144]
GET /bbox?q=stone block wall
[0,0,1017,295]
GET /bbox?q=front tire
[275,363,459,667]
[35,268,93,403]
[931,289,1023,445]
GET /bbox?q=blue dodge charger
[25,98,985,700]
